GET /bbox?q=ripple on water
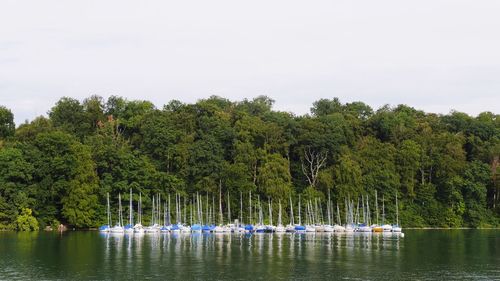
[0,230,499,280]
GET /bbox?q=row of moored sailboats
[99,189,402,235]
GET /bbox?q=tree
[26,131,99,227]
[0,106,15,139]
[397,140,421,198]
[16,208,39,231]
[301,147,328,189]
[0,95,498,228]
[258,153,293,201]
[0,147,34,228]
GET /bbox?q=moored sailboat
[110,193,125,233]
[99,193,112,233]
[125,189,134,234]
[392,192,402,232]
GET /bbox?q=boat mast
[382,194,385,225]
[129,189,133,226]
[298,194,302,225]
[361,195,365,225]
[289,195,294,225]
[183,196,187,224]
[327,190,331,225]
[206,193,209,224]
[249,191,252,225]
[118,193,123,227]
[107,193,111,226]
[268,198,272,226]
[197,192,202,225]
[138,192,142,225]
[168,194,171,225]
[336,203,340,225]
[356,198,360,225]
[395,191,399,226]
[257,195,262,225]
[158,194,161,226]
[345,198,348,226]
[227,192,231,224]
[240,191,243,226]
[152,196,155,225]
[375,190,379,225]
[278,199,282,226]
[366,196,370,226]
[212,195,215,225]
[219,184,223,225]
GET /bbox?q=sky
[1,0,499,125]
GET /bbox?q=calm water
[0,230,498,280]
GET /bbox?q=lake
[0,230,498,280]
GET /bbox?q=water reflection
[100,231,406,278]
[1,230,499,280]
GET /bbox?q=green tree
[0,106,15,139]
[16,208,39,231]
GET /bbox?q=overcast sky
[1,0,499,125]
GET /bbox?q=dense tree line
[0,96,498,230]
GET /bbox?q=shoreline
[3,227,500,232]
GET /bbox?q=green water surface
[0,230,498,280]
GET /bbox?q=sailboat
[333,203,345,232]
[286,195,296,232]
[160,200,169,232]
[134,192,145,233]
[392,192,402,232]
[244,191,254,233]
[312,199,325,232]
[265,199,276,232]
[304,199,316,232]
[358,195,371,232]
[170,194,181,232]
[191,193,202,232]
[254,195,266,233]
[344,198,354,232]
[178,194,191,233]
[202,194,212,232]
[294,195,306,232]
[372,190,383,232]
[323,194,333,232]
[110,193,125,233]
[275,199,285,232]
[99,193,112,232]
[381,194,392,232]
[236,191,246,233]
[145,194,160,233]
[124,189,134,233]
[214,186,225,233]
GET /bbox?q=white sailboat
[99,193,111,232]
[372,191,383,232]
[214,187,225,233]
[381,194,392,232]
[275,199,285,232]
[392,192,402,232]
[323,191,334,232]
[295,195,306,232]
[332,202,345,232]
[145,195,160,233]
[134,192,145,233]
[125,189,134,234]
[110,193,125,233]
[286,195,296,232]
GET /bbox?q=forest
[0,95,498,230]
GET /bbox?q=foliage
[0,96,498,228]
[0,106,15,139]
[16,208,39,231]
